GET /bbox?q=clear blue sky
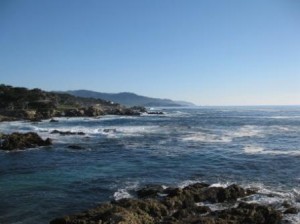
[1,0,299,105]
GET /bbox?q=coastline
[1,107,299,224]
[50,182,292,224]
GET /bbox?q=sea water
[0,106,299,223]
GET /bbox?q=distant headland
[0,84,144,122]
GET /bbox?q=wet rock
[136,185,165,198]
[67,145,85,150]
[50,119,59,123]
[50,130,85,136]
[284,207,299,214]
[214,202,282,224]
[282,200,291,208]
[0,132,52,151]
[103,128,117,133]
[83,106,104,117]
[216,184,247,202]
[172,205,211,220]
[163,187,183,197]
[63,109,84,117]
[130,106,147,113]
[147,111,164,115]
[50,183,283,224]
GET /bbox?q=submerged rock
[147,111,164,115]
[50,183,282,224]
[103,128,117,133]
[50,130,85,136]
[0,132,52,151]
[67,145,85,150]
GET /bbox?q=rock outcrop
[0,132,52,151]
[50,183,283,224]
[50,130,85,136]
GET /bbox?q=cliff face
[0,84,141,121]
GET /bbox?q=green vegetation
[0,84,140,121]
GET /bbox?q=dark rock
[147,111,164,115]
[83,106,104,117]
[130,106,147,113]
[63,109,83,117]
[50,130,60,134]
[282,200,292,208]
[213,202,282,224]
[284,207,299,214]
[50,130,85,136]
[216,184,247,202]
[67,145,85,150]
[163,187,182,197]
[103,128,117,133]
[50,119,59,123]
[0,132,52,151]
[172,205,211,220]
[50,183,283,224]
[136,185,165,198]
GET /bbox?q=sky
[0,0,299,106]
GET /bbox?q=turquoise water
[0,107,300,223]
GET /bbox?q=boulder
[0,132,52,151]
[214,202,282,224]
[136,185,165,198]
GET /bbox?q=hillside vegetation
[0,84,140,121]
[67,90,195,107]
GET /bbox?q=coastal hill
[66,90,195,107]
[0,84,141,121]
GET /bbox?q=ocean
[0,106,300,223]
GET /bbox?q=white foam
[244,146,265,154]
[209,182,231,188]
[182,125,264,144]
[177,179,203,188]
[113,181,139,201]
[113,189,133,201]
[272,126,294,132]
[230,125,263,138]
[244,145,300,156]
[100,125,160,138]
[269,116,300,120]
[283,214,300,224]
[182,133,232,143]
[264,150,300,156]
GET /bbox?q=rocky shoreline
[49,182,295,224]
[0,84,148,122]
[0,84,167,122]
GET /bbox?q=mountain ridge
[66,90,195,107]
